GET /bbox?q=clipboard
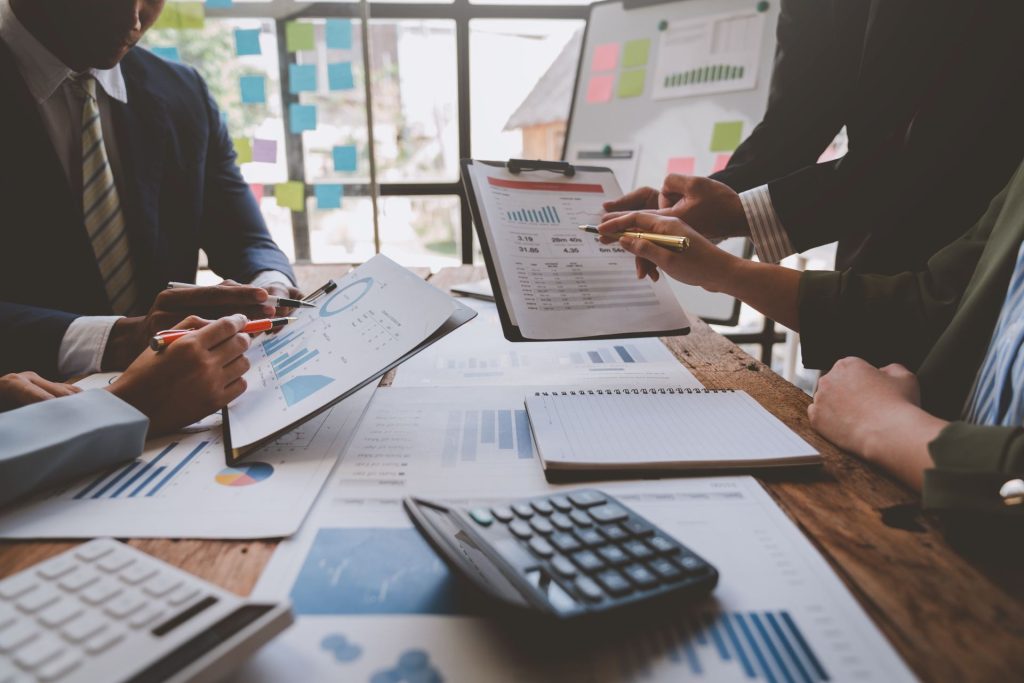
[222,262,478,463]
[461,158,690,343]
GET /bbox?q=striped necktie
[71,75,139,315]
[963,242,1024,426]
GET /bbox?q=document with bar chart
[463,160,690,341]
[226,255,472,457]
[0,384,377,539]
[392,300,702,389]
[328,387,550,496]
[652,10,766,100]
[234,477,913,683]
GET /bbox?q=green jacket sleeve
[797,178,1009,370]
[923,422,1024,556]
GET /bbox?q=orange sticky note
[712,153,732,173]
[586,76,614,104]
[666,157,696,175]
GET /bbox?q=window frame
[207,0,591,264]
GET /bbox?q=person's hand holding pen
[102,281,306,371]
[601,174,749,241]
[597,212,741,290]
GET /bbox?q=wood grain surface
[1,264,1020,682]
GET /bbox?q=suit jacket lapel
[113,53,170,296]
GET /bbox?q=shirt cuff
[739,185,796,264]
[57,316,122,378]
[249,270,294,290]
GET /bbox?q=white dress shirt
[738,185,796,264]
[0,0,289,377]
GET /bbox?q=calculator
[403,489,718,622]
[0,539,292,683]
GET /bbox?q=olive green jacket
[798,160,1024,550]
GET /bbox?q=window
[143,0,589,268]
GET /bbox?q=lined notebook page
[525,390,819,470]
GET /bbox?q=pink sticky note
[592,43,619,72]
[586,76,615,104]
[666,156,696,175]
[711,153,732,173]
[253,138,277,164]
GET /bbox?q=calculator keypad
[471,489,712,612]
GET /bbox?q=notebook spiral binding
[533,388,735,396]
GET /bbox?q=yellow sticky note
[233,138,252,164]
[710,121,744,152]
[177,2,205,29]
[275,181,305,212]
[622,39,650,68]
[286,22,315,52]
[617,69,646,99]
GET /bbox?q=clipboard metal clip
[506,159,576,177]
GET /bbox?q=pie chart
[215,462,274,487]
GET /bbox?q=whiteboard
[564,0,781,325]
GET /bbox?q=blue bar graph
[147,441,208,496]
[614,345,634,363]
[263,330,304,356]
[588,351,603,364]
[507,205,560,224]
[72,440,207,500]
[440,409,534,467]
[272,347,320,378]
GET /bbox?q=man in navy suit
[0,0,299,378]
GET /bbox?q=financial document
[652,10,767,100]
[465,163,690,340]
[0,384,377,539]
[227,255,458,454]
[235,477,914,682]
[391,300,701,389]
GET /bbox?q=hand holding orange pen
[150,317,296,352]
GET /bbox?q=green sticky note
[617,69,646,99]
[622,39,650,68]
[233,138,252,164]
[710,121,744,152]
[286,22,315,52]
[177,2,205,29]
[275,181,305,212]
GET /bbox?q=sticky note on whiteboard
[239,75,266,104]
[666,157,695,175]
[328,62,355,91]
[712,153,732,173]
[586,76,614,104]
[250,183,264,204]
[233,138,253,164]
[326,19,353,50]
[617,70,646,99]
[315,184,344,210]
[710,121,744,152]
[622,39,650,68]
[333,145,358,172]
[150,46,180,62]
[286,22,315,52]
[591,43,619,72]
[289,104,317,133]
[289,63,318,93]
[253,138,277,163]
[275,182,305,212]
[235,29,261,56]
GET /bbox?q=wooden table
[1,264,1021,682]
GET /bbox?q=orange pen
[149,317,296,352]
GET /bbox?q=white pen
[166,281,316,308]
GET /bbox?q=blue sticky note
[239,75,265,104]
[289,103,317,134]
[315,184,344,209]
[289,63,318,94]
[234,28,261,56]
[332,145,357,172]
[325,19,352,50]
[205,0,232,7]
[150,46,180,62]
[328,62,354,91]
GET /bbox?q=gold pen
[578,225,690,252]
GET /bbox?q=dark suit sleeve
[796,173,1007,370]
[194,72,295,286]
[923,422,1024,558]
[0,303,79,378]
[709,0,848,193]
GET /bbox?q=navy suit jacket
[0,45,294,378]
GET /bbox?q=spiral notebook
[525,388,820,471]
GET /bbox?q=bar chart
[663,64,745,88]
[440,408,533,465]
[505,206,561,225]
[72,440,210,500]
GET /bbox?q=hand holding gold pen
[578,225,691,252]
